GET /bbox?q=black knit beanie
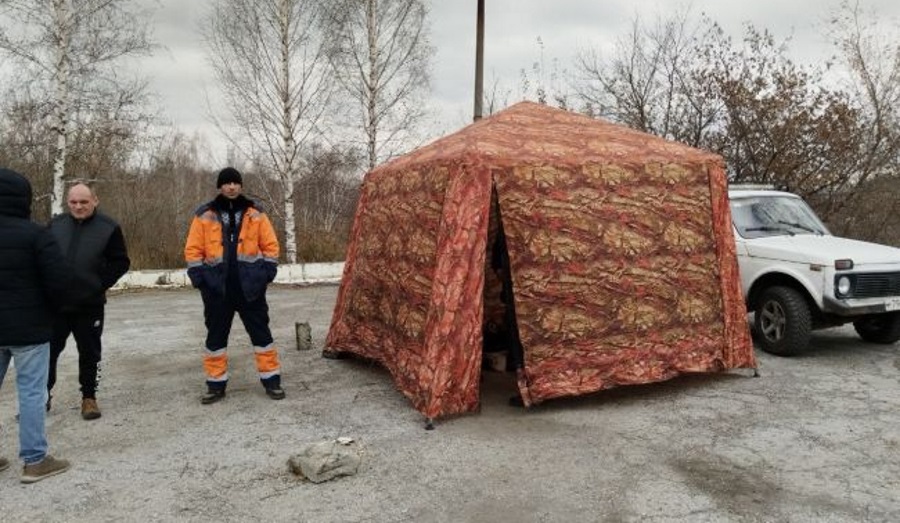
[216,167,243,188]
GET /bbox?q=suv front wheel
[754,286,812,356]
[853,312,900,344]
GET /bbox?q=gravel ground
[1,284,899,522]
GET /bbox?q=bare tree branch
[324,0,432,171]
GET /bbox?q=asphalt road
[1,285,898,522]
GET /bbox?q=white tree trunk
[283,178,298,263]
[51,122,67,216]
[50,0,72,216]
[279,0,298,264]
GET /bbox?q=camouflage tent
[325,102,755,420]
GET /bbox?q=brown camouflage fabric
[326,102,755,420]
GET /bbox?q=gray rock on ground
[288,439,361,483]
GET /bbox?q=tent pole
[473,0,485,121]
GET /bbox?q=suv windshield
[730,195,830,239]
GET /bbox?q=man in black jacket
[0,168,72,483]
[47,181,130,420]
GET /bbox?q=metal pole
[474,0,485,121]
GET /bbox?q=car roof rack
[729,183,777,191]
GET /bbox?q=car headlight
[836,275,852,297]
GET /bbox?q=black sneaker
[265,386,286,400]
[201,389,226,405]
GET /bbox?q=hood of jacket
[0,168,32,219]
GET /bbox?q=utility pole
[474,0,484,121]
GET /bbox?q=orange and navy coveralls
[184,194,281,391]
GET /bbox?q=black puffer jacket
[50,210,130,310]
[0,168,71,345]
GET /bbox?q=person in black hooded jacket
[0,168,73,483]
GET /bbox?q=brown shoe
[21,455,71,484]
[81,398,101,420]
[0,456,10,472]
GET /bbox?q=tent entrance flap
[482,186,528,391]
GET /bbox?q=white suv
[729,186,900,355]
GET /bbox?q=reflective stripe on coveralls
[203,347,229,383]
[254,344,281,379]
[203,345,281,382]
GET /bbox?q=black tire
[853,312,900,344]
[753,286,812,356]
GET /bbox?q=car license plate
[887,298,900,312]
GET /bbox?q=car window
[731,196,830,239]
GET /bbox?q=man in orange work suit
[184,167,285,404]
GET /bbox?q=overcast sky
[143,0,899,164]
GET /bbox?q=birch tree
[0,0,155,216]
[204,0,334,263]
[325,0,432,171]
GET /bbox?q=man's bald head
[67,182,99,220]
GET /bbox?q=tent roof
[375,101,722,174]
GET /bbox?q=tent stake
[424,418,435,430]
